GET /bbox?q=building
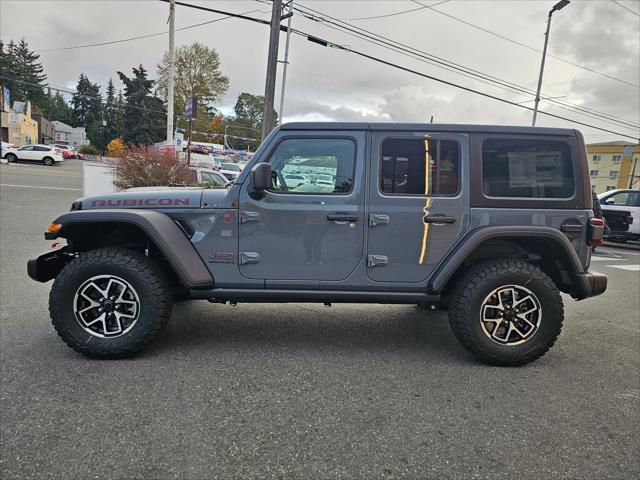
[587,142,640,194]
[51,120,89,147]
[0,89,38,147]
[32,114,55,144]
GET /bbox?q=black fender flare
[427,226,585,293]
[46,209,214,289]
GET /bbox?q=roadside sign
[184,97,197,120]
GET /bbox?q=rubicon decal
[90,198,191,207]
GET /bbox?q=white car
[192,167,229,187]
[283,173,307,188]
[219,162,243,181]
[3,144,64,166]
[598,189,640,241]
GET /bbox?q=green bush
[79,144,100,155]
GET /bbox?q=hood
[76,187,205,210]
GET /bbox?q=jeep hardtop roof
[280,122,576,137]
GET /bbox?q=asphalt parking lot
[1,160,638,479]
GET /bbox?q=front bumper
[573,271,607,300]
[27,247,74,282]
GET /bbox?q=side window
[20,146,34,151]
[200,172,224,187]
[267,138,355,194]
[482,139,574,198]
[380,138,460,196]
[35,146,50,151]
[604,191,639,206]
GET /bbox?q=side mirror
[604,198,614,205]
[250,162,273,192]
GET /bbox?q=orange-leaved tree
[106,138,126,158]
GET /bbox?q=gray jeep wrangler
[28,123,607,365]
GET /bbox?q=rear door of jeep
[367,129,470,285]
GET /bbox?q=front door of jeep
[238,132,367,285]
[367,132,469,283]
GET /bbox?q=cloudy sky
[1,0,639,143]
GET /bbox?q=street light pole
[532,0,570,127]
[166,0,176,144]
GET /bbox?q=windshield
[221,163,241,172]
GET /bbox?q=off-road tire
[50,247,172,359]
[448,259,563,366]
[43,157,54,166]
[6,153,16,163]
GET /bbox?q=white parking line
[591,256,623,261]
[607,264,640,271]
[0,183,82,192]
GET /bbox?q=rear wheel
[6,153,17,163]
[49,247,172,359]
[43,156,54,166]
[448,259,563,366]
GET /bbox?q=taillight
[54,148,60,153]
[626,215,634,225]
[589,218,605,247]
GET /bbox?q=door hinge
[239,211,260,224]
[369,214,390,227]
[239,252,260,265]
[368,254,389,267]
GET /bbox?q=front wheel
[448,259,563,366]
[6,153,17,163]
[49,247,173,359]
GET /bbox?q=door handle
[327,214,358,222]
[423,215,456,224]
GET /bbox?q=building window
[590,170,599,177]
[606,186,616,191]
[381,138,460,196]
[482,139,574,198]
[592,154,602,162]
[609,171,618,178]
[612,154,622,163]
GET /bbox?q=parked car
[598,189,640,242]
[28,122,607,365]
[282,173,307,188]
[3,144,64,166]
[189,145,209,155]
[219,162,243,181]
[192,167,229,187]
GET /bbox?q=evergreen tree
[117,65,165,145]
[72,73,103,148]
[116,90,125,138]
[0,39,47,109]
[103,79,119,144]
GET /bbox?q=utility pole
[278,0,293,122]
[261,0,283,141]
[629,156,638,188]
[166,0,176,145]
[532,0,569,126]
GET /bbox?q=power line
[343,0,449,21]
[165,0,638,140]
[293,3,640,130]
[611,0,640,17]
[35,6,267,53]
[0,74,168,115]
[286,28,639,140]
[409,0,639,88]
